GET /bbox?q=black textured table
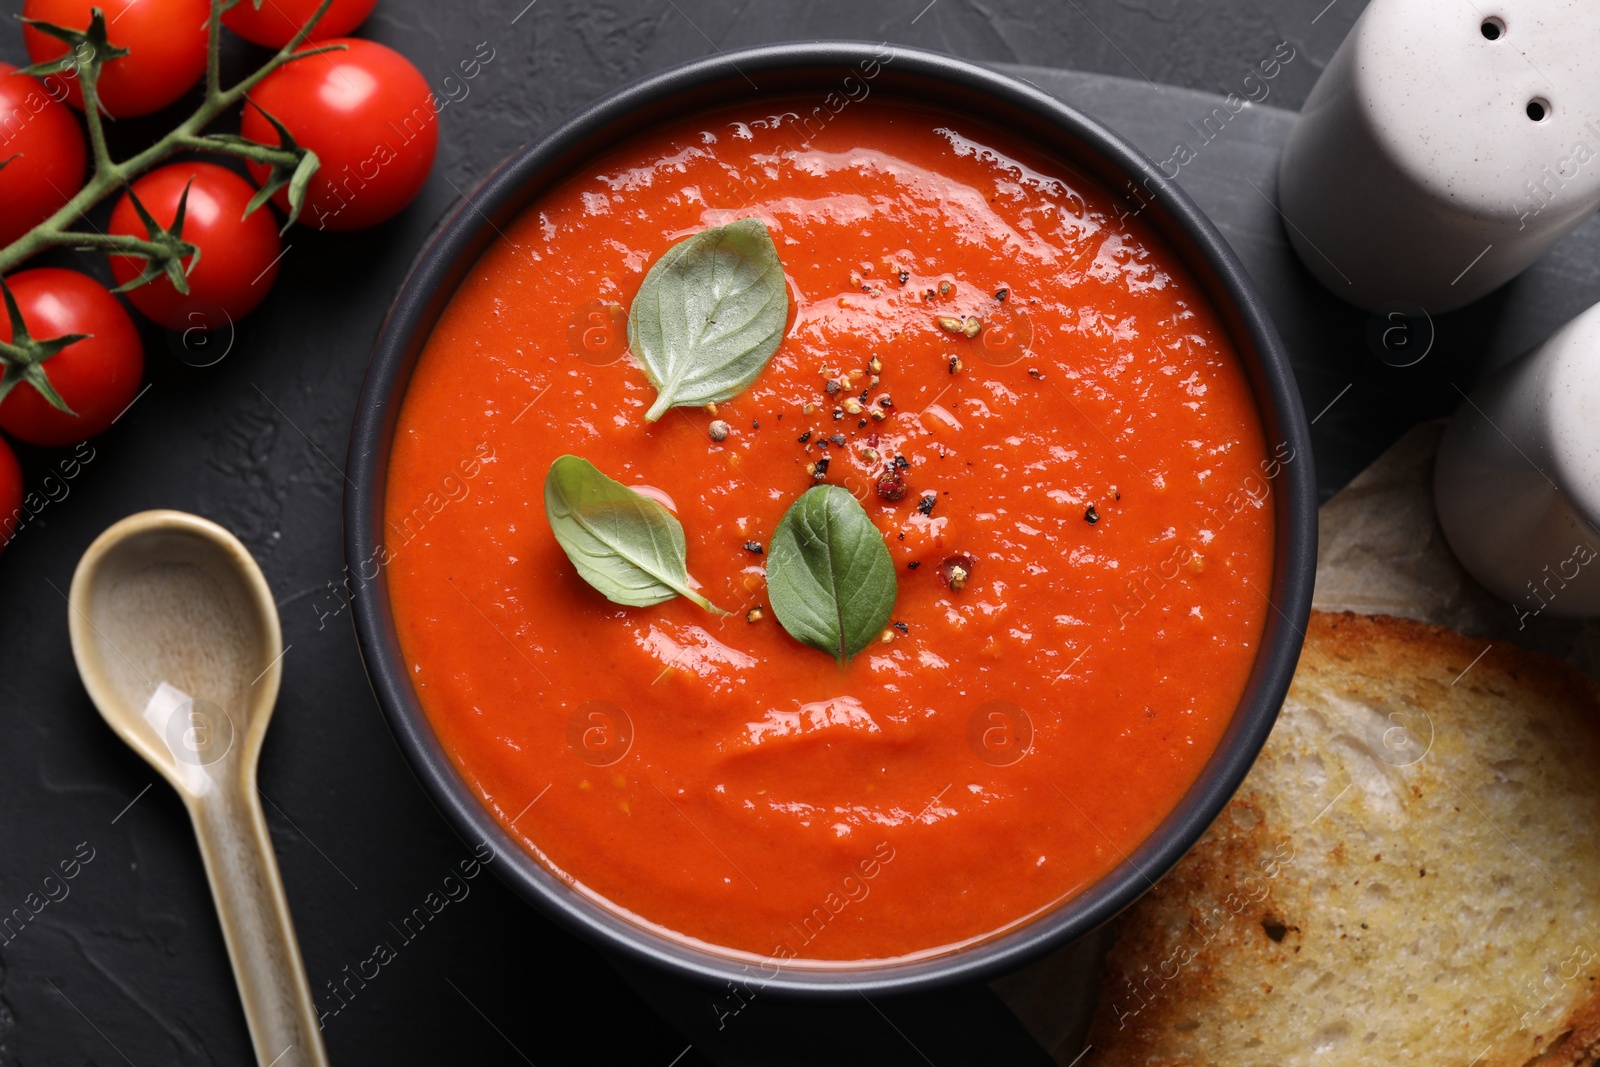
[8,2,1599,1065]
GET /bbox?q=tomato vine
[0,0,335,284]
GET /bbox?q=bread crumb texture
[1080,611,1600,1067]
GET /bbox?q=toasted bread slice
[1078,611,1600,1067]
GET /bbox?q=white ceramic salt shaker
[1435,300,1600,621]
[1278,0,1600,314]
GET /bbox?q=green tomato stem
[43,230,171,258]
[205,0,224,101]
[0,0,340,277]
[77,51,114,178]
[171,133,301,168]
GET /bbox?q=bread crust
[1075,612,1600,1067]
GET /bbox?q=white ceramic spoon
[67,510,329,1067]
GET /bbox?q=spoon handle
[190,780,330,1067]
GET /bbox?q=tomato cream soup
[384,99,1275,961]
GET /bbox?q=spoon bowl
[70,511,280,795]
[68,510,328,1067]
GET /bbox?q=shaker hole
[1527,97,1550,122]
[1481,17,1505,40]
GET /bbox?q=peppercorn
[893,621,910,634]
[812,456,830,480]
[743,541,764,554]
[918,493,937,516]
[939,555,972,591]
[1085,504,1099,524]
[876,470,908,502]
[995,287,1009,301]
[708,420,730,442]
[825,380,841,395]
[828,433,846,446]
[797,430,812,444]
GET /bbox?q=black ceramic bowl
[346,41,1317,996]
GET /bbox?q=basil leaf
[628,218,788,421]
[766,486,898,664]
[544,455,724,614]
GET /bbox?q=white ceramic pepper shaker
[1435,300,1600,621]
[1278,0,1600,314]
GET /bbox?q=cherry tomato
[0,435,21,554]
[240,38,436,232]
[0,64,87,247]
[21,0,209,118]
[107,162,283,327]
[0,268,143,446]
[223,0,378,48]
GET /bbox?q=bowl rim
[345,40,1317,997]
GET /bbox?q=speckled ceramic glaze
[1436,300,1600,618]
[1279,0,1600,313]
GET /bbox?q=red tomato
[0,268,143,446]
[21,0,208,118]
[0,435,20,554]
[107,162,283,327]
[223,0,377,48]
[0,63,87,247]
[240,38,436,231]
